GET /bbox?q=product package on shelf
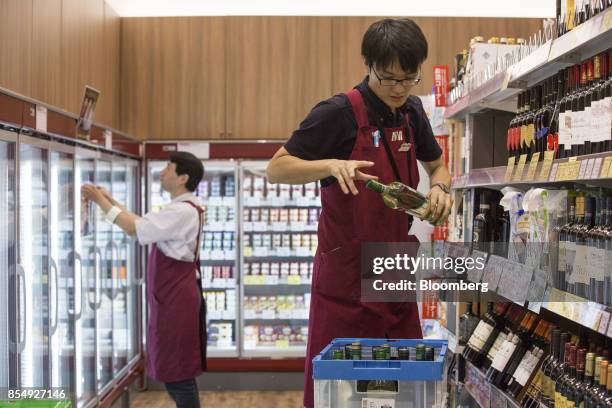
[500,187,528,264]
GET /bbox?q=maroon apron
[303,89,423,407]
[146,200,207,383]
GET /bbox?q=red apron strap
[345,89,370,129]
[181,200,204,263]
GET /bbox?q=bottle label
[585,105,593,144]
[467,321,494,352]
[558,240,567,272]
[589,247,605,281]
[573,243,590,284]
[559,112,567,145]
[601,96,612,144]
[486,332,507,363]
[566,241,576,283]
[591,99,602,143]
[490,339,517,372]
[565,112,573,147]
[516,351,541,387]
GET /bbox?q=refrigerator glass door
[49,150,76,395]
[95,159,113,392]
[74,152,97,408]
[240,161,320,358]
[125,160,140,363]
[0,137,16,399]
[111,161,128,374]
[197,161,239,357]
[18,142,50,386]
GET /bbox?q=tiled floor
[131,390,304,408]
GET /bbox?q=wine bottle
[574,196,594,298]
[482,305,524,371]
[365,180,431,221]
[604,197,612,307]
[559,68,571,158]
[589,197,606,303]
[558,194,576,292]
[567,194,586,295]
[458,302,480,346]
[556,342,575,408]
[472,190,493,253]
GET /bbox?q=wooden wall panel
[60,0,92,116]
[100,2,120,128]
[0,0,121,130]
[332,17,543,96]
[120,17,226,140]
[0,0,33,96]
[32,0,62,107]
[225,17,333,140]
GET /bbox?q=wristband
[431,182,450,194]
[104,206,122,224]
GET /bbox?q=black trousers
[164,378,201,408]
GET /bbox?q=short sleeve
[284,99,348,161]
[409,97,443,162]
[135,204,198,246]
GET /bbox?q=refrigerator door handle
[15,264,26,353]
[70,252,83,319]
[133,242,144,288]
[87,248,97,310]
[94,247,103,309]
[49,258,59,336]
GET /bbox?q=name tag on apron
[398,142,412,152]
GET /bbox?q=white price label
[361,398,395,408]
[598,310,611,335]
[211,279,226,288]
[264,275,279,285]
[222,310,236,320]
[216,338,233,349]
[244,339,257,350]
[244,309,256,320]
[262,310,276,320]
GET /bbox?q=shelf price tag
[287,275,302,285]
[504,157,516,182]
[600,157,612,178]
[578,159,589,179]
[591,158,603,179]
[598,309,611,335]
[526,153,540,181]
[275,340,289,349]
[512,154,528,182]
[538,151,555,181]
[585,159,595,179]
[498,261,533,305]
[555,162,568,181]
[262,310,276,320]
[571,161,582,179]
[481,255,507,292]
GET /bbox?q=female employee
[81,151,205,408]
[266,18,452,407]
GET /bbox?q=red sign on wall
[433,66,450,107]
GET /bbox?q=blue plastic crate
[312,338,447,382]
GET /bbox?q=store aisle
[132,390,303,407]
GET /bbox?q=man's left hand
[427,185,453,225]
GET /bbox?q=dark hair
[169,151,204,192]
[361,18,428,74]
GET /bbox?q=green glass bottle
[365,180,433,221]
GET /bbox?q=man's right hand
[327,159,379,195]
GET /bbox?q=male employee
[266,18,452,407]
[81,151,205,408]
